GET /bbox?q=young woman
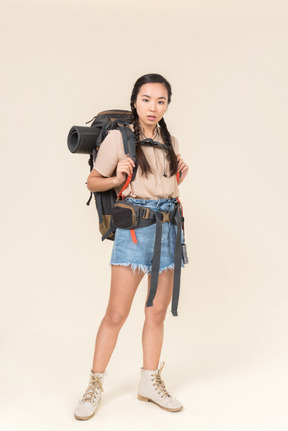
[74,74,189,420]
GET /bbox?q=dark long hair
[130,73,178,177]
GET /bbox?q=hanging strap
[145,206,183,316]
[86,154,94,206]
[171,209,182,316]
[146,214,163,307]
[130,229,138,244]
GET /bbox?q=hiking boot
[74,370,105,420]
[137,361,183,412]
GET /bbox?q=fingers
[117,157,135,177]
[177,154,188,173]
[125,156,135,168]
[179,165,189,176]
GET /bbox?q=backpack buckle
[161,212,170,223]
[141,208,150,219]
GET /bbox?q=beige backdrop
[1,0,287,430]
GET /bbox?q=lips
[147,116,156,121]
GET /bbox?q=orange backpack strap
[117,173,133,200]
[130,229,138,244]
[117,174,138,243]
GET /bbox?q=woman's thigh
[106,265,145,317]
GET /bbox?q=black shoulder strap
[118,126,136,161]
[118,125,138,182]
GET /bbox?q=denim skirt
[110,198,183,274]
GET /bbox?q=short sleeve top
[93,127,180,200]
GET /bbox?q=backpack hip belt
[111,200,184,317]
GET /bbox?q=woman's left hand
[177,154,189,184]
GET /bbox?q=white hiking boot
[137,361,183,412]
[74,370,105,420]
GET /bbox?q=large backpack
[67,109,167,241]
[87,110,138,241]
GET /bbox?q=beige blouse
[93,127,180,200]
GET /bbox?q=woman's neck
[140,124,159,140]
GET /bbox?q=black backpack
[68,109,137,241]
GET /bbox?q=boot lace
[152,361,171,398]
[81,374,104,403]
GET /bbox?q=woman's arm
[87,157,135,192]
[87,169,120,192]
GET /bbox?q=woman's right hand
[115,157,135,186]
[86,157,135,192]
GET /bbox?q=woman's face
[134,83,168,131]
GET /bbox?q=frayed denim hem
[159,263,175,273]
[110,262,176,274]
[110,262,151,274]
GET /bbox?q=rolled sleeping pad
[67,126,101,154]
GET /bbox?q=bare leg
[142,270,174,370]
[92,265,145,373]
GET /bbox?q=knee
[103,308,128,330]
[145,304,167,325]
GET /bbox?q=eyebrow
[141,94,167,100]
